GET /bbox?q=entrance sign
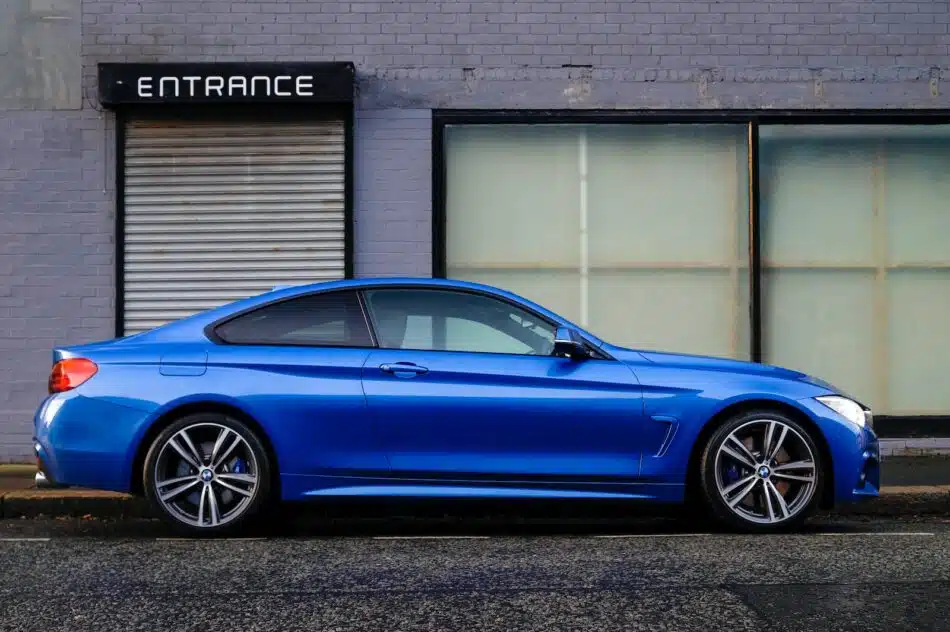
[98,62,355,105]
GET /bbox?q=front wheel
[698,411,824,532]
[142,413,272,537]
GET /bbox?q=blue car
[33,278,879,536]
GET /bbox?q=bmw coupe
[33,278,880,535]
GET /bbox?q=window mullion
[578,126,589,328]
[729,130,741,360]
[872,141,890,413]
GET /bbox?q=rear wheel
[698,410,823,532]
[143,412,271,536]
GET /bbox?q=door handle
[379,362,429,377]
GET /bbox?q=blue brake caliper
[725,464,740,485]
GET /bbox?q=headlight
[816,395,867,428]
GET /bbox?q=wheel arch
[684,398,835,510]
[130,401,281,498]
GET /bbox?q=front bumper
[798,396,881,506]
[850,427,881,501]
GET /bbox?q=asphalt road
[2,512,950,632]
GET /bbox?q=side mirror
[552,326,590,360]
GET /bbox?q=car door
[359,287,646,481]
[207,289,389,479]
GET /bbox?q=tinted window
[363,288,556,355]
[214,290,374,347]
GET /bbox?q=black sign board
[98,62,355,106]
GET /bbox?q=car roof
[253,277,555,317]
[278,277,494,292]
[131,277,603,346]
[262,277,525,301]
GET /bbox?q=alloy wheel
[152,422,260,529]
[713,418,818,525]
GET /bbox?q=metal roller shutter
[122,119,346,335]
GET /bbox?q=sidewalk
[2,457,949,520]
[880,438,950,458]
[0,465,150,519]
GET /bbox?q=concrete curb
[0,464,38,476]
[0,489,151,519]
[880,438,950,457]
[831,486,950,517]
[1,486,948,521]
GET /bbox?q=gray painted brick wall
[0,110,114,460]
[354,108,432,277]
[77,0,950,109]
[2,0,950,459]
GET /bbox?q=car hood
[607,346,840,393]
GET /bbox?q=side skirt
[280,473,685,503]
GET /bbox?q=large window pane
[763,269,876,405]
[586,126,748,265]
[445,123,750,359]
[760,139,875,266]
[447,270,583,326]
[761,125,950,415]
[588,269,741,358]
[888,269,950,413]
[884,141,950,265]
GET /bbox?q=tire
[697,410,825,533]
[143,412,272,537]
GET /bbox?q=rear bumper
[32,392,153,493]
[33,468,60,489]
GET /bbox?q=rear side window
[213,290,374,347]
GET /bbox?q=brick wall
[2,0,950,458]
[354,108,432,277]
[0,110,114,461]
[80,1,950,109]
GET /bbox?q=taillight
[48,358,98,394]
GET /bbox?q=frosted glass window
[884,143,950,265]
[759,141,875,266]
[585,126,749,265]
[761,125,950,415]
[447,269,583,326]
[444,126,581,321]
[763,270,876,405]
[445,124,750,359]
[588,270,743,358]
[888,270,950,413]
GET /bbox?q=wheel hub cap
[153,422,259,529]
[713,418,818,525]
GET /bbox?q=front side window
[363,288,556,356]
[213,290,374,347]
